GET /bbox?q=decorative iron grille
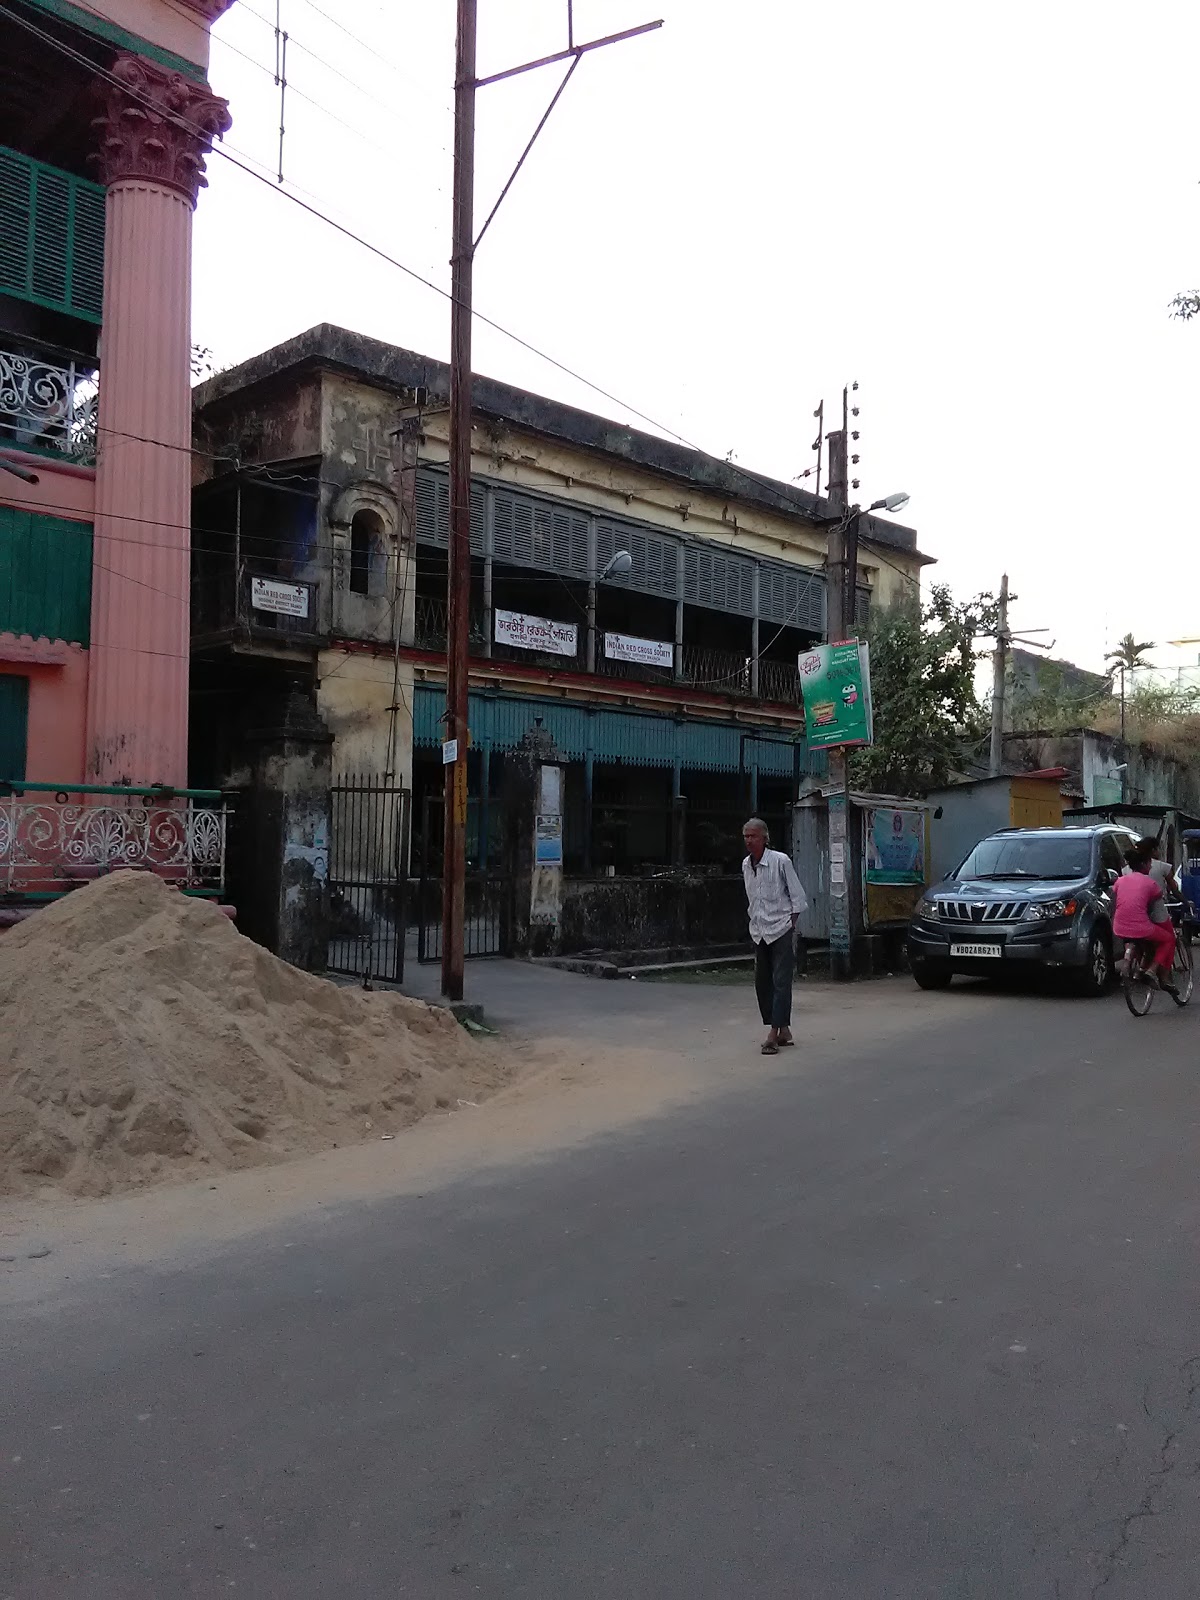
[0,784,229,897]
[0,349,98,464]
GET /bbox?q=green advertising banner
[797,641,874,749]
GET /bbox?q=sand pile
[0,872,514,1199]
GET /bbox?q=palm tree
[1106,633,1155,744]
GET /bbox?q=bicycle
[1122,909,1195,1016]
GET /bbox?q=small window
[0,673,29,782]
[349,510,379,597]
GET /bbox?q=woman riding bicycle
[1114,847,1177,993]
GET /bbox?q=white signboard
[251,577,309,619]
[442,739,458,766]
[495,609,577,657]
[603,631,674,670]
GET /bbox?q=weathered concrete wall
[225,688,332,971]
[192,375,323,483]
[557,873,747,955]
[317,648,414,786]
[1006,729,1200,814]
[319,373,410,646]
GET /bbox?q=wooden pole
[442,0,477,1001]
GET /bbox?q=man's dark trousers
[755,931,794,1029]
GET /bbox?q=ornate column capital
[92,54,232,207]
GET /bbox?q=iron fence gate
[327,777,410,984]
[415,793,511,963]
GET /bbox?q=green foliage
[1006,655,1108,733]
[849,584,999,796]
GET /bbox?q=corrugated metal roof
[412,686,821,777]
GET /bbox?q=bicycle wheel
[1171,938,1194,1006]
[1123,955,1155,1017]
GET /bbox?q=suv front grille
[939,900,1027,924]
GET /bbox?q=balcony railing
[411,597,803,706]
[680,644,752,696]
[414,593,486,651]
[758,657,801,704]
[0,783,229,899]
[0,349,98,465]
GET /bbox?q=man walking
[742,817,808,1055]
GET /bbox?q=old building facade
[191,325,929,957]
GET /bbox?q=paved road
[6,977,1200,1598]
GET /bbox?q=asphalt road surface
[6,976,1200,1598]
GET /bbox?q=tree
[1105,633,1155,675]
[849,584,1000,796]
[1105,632,1155,744]
[1171,292,1200,321]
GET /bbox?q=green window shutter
[0,507,93,645]
[0,673,29,782]
[0,145,105,324]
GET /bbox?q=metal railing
[0,783,229,898]
[0,349,98,465]
[758,657,801,704]
[414,593,486,651]
[681,643,752,695]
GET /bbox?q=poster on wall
[603,632,674,670]
[797,641,873,748]
[865,807,925,885]
[495,609,577,657]
[535,814,563,865]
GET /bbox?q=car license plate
[950,942,1002,959]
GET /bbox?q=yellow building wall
[317,648,414,787]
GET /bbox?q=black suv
[907,824,1140,995]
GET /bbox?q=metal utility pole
[989,573,1009,777]
[440,1,662,1000]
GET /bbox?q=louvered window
[758,562,824,632]
[683,545,755,616]
[414,470,483,553]
[0,146,105,325]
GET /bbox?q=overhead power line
[0,3,921,593]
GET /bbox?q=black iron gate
[327,777,410,984]
[415,793,511,964]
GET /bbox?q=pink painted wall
[0,647,89,784]
[0,458,96,522]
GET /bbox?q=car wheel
[914,964,952,991]
[1075,929,1112,997]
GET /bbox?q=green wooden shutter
[0,507,93,645]
[0,673,29,782]
[0,145,105,324]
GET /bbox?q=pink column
[86,54,230,786]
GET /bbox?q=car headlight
[914,895,940,919]
[1023,897,1078,921]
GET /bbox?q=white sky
[192,0,1200,676]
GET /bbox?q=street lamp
[600,549,632,582]
[868,492,910,515]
